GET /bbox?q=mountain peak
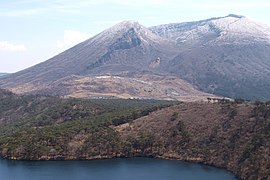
[95,20,171,49]
[200,14,245,23]
[117,20,140,26]
[95,20,146,41]
[226,14,245,19]
[110,20,142,32]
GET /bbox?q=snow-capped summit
[150,14,270,44]
[94,20,173,47]
[207,14,270,41]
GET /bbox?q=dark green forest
[0,89,177,159]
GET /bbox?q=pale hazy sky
[1,0,270,73]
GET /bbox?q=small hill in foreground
[0,90,269,179]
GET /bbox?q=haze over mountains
[0,73,9,77]
[1,14,270,100]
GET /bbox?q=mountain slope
[150,14,270,100]
[1,15,270,100]
[0,21,213,101]
[1,21,176,85]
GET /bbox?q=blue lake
[0,157,237,180]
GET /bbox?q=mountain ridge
[0,73,9,77]
[1,14,270,100]
[150,14,270,45]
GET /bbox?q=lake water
[0,157,237,180]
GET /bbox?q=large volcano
[1,15,270,100]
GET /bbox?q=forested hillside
[0,89,269,179]
[0,89,176,159]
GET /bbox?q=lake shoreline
[0,156,238,180]
[0,153,239,179]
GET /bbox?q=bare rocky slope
[0,14,270,100]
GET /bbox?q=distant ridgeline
[0,89,269,179]
[0,73,9,77]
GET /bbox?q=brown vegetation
[0,91,269,179]
[117,102,270,179]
